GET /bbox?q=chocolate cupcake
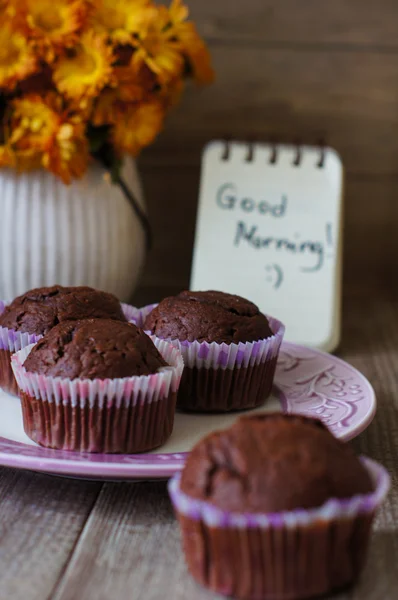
[133,290,284,412]
[11,319,184,453]
[0,285,135,396]
[169,414,390,600]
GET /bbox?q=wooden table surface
[1,284,397,600]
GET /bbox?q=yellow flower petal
[131,6,184,84]
[46,132,89,183]
[112,101,164,155]
[92,88,119,126]
[8,94,89,183]
[0,25,37,89]
[169,0,189,25]
[160,77,184,109]
[173,21,214,84]
[93,65,156,126]
[10,95,60,152]
[91,0,150,43]
[14,150,43,172]
[166,1,214,85]
[0,146,16,168]
[53,32,113,98]
[114,65,156,102]
[24,0,88,51]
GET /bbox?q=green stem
[114,173,152,252]
[94,151,152,252]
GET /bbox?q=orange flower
[2,0,28,28]
[53,32,114,98]
[0,145,16,168]
[12,149,43,172]
[168,0,189,25]
[91,0,150,44]
[113,65,156,102]
[93,65,156,126]
[44,119,89,183]
[8,94,89,183]
[168,0,214,84]
[0,0,213,181]
[159,77,184,110]
[22,0,89,60]
[0,24,37,89]
[92,89,118,126]
[9,95,61,153]
[131,6,184,84]
[112,100,164,155]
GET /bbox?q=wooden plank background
[137,0,398,300]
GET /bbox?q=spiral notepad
[190,141,344,351]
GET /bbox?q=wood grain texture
[138,164,398,294]
[142,45,398,176]
[51,482,200,600]
[41,287,398,600]
[138,164,199,291]
[188,0,398,48]
[0,469,101,600]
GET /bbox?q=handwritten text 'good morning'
[234,222,325,272]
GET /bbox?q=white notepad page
[190,141,343,351]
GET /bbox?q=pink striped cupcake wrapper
[169,457,390,599]
[0,301,138,396]
[11,337,184,453]
[129,303,285,412]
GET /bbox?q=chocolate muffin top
[180,414,373,513]
[143,290,273,344]
[23,319,167,380]
[0,285,126,335]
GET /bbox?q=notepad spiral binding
[220,140,326,168]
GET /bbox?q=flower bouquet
[0,0,213,186]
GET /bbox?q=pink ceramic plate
[0,342,376,480]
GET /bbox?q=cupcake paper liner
[0,301,138,397]
[120,302,139,323]
[130,303,285,412]
[11,337,184,453]
[0,300,42,396]
[169,457,390,600]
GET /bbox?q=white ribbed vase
[0,159,146,302]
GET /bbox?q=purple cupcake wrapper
[121,302,139,323]
[11,336,184,409]
[128,302,157,327]
[130,303,285,370]
[168,457,390,529]
[0,300,138,353]
[0,300,42,351]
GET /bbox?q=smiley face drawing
[265,264,283,289]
